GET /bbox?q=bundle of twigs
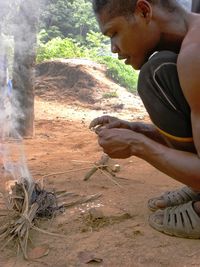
[0,180,101,259]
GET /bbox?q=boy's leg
[138,52,200,238]
[138,50,192,142]
[137,51,199,210]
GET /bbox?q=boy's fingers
[89,116,111,129]
[106,121,121,129]
[94,126,105,135]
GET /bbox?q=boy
[90,0,200,238]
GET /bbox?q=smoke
[0,0,35,187]
[0,82,33,185]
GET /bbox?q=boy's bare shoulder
[181,15,200,51]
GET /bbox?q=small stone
[112,164,121,173]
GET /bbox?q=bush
[37,37,86,63]
[97,56,138,93]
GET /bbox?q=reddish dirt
[0,59,200,267]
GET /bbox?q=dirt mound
[34,59,146,116]
[35,59,111,105]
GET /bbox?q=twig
[84,154,109,181]
[0,233,17,251]
[114,176,131,181]
[0,210,10,216]
[71,160,93,164]
[42,167,94,179]
[100,169,122,188]
[0,224,9,235]
[19,236,28,260]
[187,250,200,257]
[22,184,29,214]
[103,166,116,177]
[56,192,78,199]
[32,226,66,238]
[83,166,99,181]
[0,181,103,260]
[83,154,124,187]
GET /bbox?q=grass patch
[102,91,118,99]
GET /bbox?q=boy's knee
[136,51,192,139]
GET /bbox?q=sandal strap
[148,186,200,211]
[150,202,200,238]
[162,186,200,206]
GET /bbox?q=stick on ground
[84,154,109,181]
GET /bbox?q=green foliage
[38,28,64,43]
[39,0,99,45]
[85,30,110,56]
[97,56,138,93]
[36,37,86,62]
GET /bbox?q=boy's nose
[111,43,120,53]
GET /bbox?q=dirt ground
[0,59,200,267]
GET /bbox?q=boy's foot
[149,201,200,239]
[148,186,200,211]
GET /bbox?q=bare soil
[0,59,200,267]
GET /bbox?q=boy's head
[92,0,137,19]
[92,0,179,19]
[92,0,185,70]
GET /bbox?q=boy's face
[96,5,159,70]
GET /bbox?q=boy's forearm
[136,136,200,190]
[129,122,167,145]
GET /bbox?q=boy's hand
[89,115,131,131]
[96,127,144,159]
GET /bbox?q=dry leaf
[28,245,50,259]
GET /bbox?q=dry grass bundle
[0,180,101,259]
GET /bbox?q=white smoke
[0,7,33,187]
[0,84,33,185]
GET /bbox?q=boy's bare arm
[178,41,200,157]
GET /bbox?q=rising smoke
[0,0,34,186]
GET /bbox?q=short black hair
[92,0,181,17]
[92,0,137,17]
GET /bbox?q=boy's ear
[134,0,152,23]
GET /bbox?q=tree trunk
[12,0,40,137]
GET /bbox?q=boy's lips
[118,55,130,64]
[118,54,128,60]
[125,58,131,65]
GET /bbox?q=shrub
[37,37,86,62]
[96,56,138,93]
[102,91,118,99]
